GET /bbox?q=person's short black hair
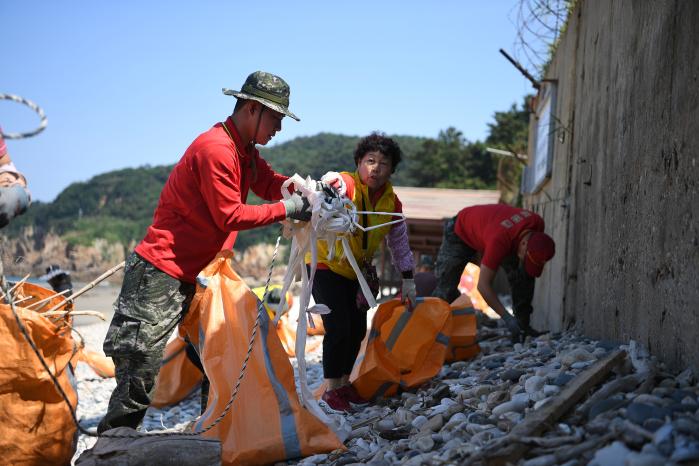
[354,132,402,173]
[233,98,248,114]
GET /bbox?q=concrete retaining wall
[524,0,699,371]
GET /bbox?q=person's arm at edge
[476,265,509,318]
[386,196,414,278]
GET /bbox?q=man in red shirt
[98,71,311,433]
[432,204,555,342]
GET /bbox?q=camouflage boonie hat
[223,71,300,121]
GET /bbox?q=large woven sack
[0,282,77,465]
[180,251,344,465]
[350,297,452,400]
[151,336,203,408]
[444,306,480,363]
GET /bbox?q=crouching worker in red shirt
[98,71,311,433]
[432,204,555,343]
[311,133,416,413]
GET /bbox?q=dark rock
[626,403,672,426]
[552,372,575,387]
[669,403,699,414]
[589,397,628,419]
[467,412,490,425]
[596,340,619,351]
[500,369,524,382]
[670,390,694,403]
[643,418,665,432]
[485,361,502,370]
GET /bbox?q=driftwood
[520,432,616,466]
[75,427,221,466]
[26,288,70,311]
[0,273,30,300]
[483,349,626,466]
[11,295,34,306]
[43,310,106,320]
[575,373,642,417]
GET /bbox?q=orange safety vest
[308,171,396,280]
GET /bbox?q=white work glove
[401,278,416,308]
[320,171,346,196]
[282,191,311,221]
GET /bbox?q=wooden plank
[485,349,626,466]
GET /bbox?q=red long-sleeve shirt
[135,117,288,283]
[454,204,544,271]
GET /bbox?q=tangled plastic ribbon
[273,174,405,434]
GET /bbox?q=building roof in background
[392,187,501,220]
[382,187,501,257]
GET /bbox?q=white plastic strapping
[274,174,405,434]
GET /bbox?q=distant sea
[6,275,44,285]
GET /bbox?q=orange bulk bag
[151,336,203,408]
[77,348,116,378]
[0,288,78,465]
[445,306,480,362]
[350,297,452,401]
[252,285,298,357]
[180,251,344,465]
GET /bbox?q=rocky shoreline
[72,316,699,465]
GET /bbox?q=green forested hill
[259,133,425,187]
[8,99,529,251]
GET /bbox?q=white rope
[275,174,406,435]
[0,93,48,139]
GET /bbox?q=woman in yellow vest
[309,132,416,413]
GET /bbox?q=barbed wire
[508,0,572,78]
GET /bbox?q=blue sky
[3,1,536,202]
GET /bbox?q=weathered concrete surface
[525,0,699,372]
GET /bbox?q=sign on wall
[522,82,557,194]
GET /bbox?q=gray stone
[625,403,672,426]
[552,372,575,386]
[589,397,628,419]
[500,368,524,382]
[591,441,631,466]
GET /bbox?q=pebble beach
[70,289,699,465]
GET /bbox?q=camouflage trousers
[97,253,195,434]
[432,217,535,326]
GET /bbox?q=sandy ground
[71,282,119,328]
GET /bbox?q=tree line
[6,97,530,251]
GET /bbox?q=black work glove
[502,313,523,344]
[282,191,312,221]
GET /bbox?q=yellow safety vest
[308,171,396,280]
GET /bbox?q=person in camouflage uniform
[98,71,311,433]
